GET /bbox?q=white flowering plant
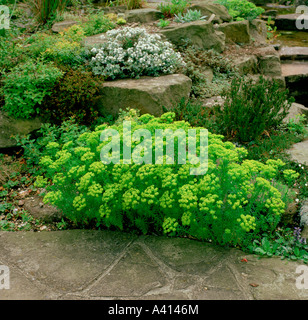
[90,27,185,79]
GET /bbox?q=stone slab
[0,229,307,300]
[279,46,308,60]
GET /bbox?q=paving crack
[76,238,136,297]
[226,262,254,300]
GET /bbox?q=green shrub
[215,0,264,21]
[157,0,190,18]
[2,60,63,119]
[40,67,103,125]
[214,76,294,143]
[20,111,294,248]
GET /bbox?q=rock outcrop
[96,74,192,117]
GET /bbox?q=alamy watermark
[296,5,308,30]
[100,121,208,175]
[295,265,308,289]
[0,265,10,290]
[0,5,10,30]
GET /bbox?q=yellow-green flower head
[266,159,285,170]
[73,195,86,211]
[89,162,106,175]
[80,151,95,162]
[74,146,91,157]
[77,172,95,191]
[62,141,74,150]
[159,190,175,209]
[53,173,66,186]
[40,156,53,167]
[53,150,72,167]
[181,211,192,226]
[87,183,103,197]
[162,217,178,234]
[123,188,140,210]
[46,141,60,150]
[283,169,300,183]
[43,190,62,205]
[238,214,256,232]
[34,175,48,188]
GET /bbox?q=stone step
[281,60,308,76]
[274,13,308,31]
[279,46,308,60]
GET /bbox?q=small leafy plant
[287,114,307,137]
[249,227,308,263]
[81,11,116,36]
[174,9,207,23]
[107,0,143,10]
[266,16,280,42]
[157,19,170,28]
[40,67,103,125]
[158,0,190,18]
[177,47,238,98]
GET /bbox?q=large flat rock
[97,74,192,117]
[258,54,282,77]
[281,61,308,77]
[52,20,78,33]
[159,20,225,53]
[0,111,42,149]
[287,139,308,165]
[216,20,251,45]
[0,229,307,300]
[189,1,232,23]
[125,8,164,23]
[284,102,308,123]
[279,46,308,60]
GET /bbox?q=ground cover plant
[1,24,101,122]
[25,24,87,67]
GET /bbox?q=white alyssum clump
[90,27,185,79]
